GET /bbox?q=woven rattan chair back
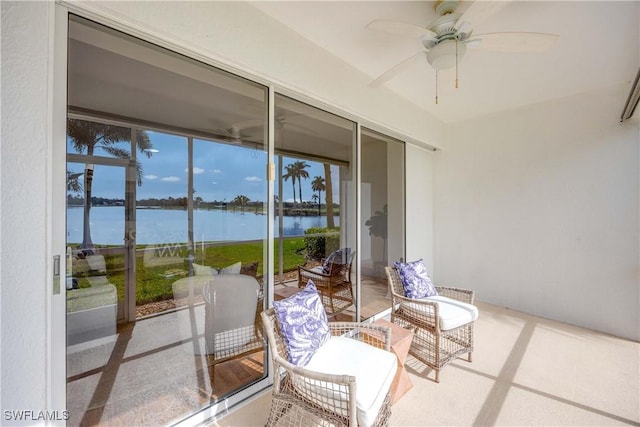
[260,308,393,426]
[297,251,356,319]
[384,266,476,383]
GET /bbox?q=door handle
[53,255,61,295]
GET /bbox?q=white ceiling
[251,1,639,123]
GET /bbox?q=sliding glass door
[63,10,406,426]
[66,15,268,426]
[360,129,405,319]
[272,94,357,320]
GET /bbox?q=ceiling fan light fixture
[427,39,466,70]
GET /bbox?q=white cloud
[212,182,217,185]
[161,176,180,182]
[185,167,205,174]
[211,169,222,174]
[145,175,158,180]
[245,176,262,182]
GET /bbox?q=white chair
[202,275,265,384]
[385,266,478,383]
[261,306,397,427]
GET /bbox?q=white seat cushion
[304,336,397,427]
[416,295,479,331]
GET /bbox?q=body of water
[67,206,339,245]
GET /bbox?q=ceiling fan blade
[366,19,437,40]
[454,0,512,30]
[467,32,559,53]
[369,51,427,88]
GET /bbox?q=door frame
[50,4,70,422]
[66,154,133,323]
[55,6,276,424]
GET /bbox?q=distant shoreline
[68,204,339,217]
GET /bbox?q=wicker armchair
[384,266,478,383]
[261,307,396,427]
[297,250,355,318]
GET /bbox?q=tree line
[66,118,337,249]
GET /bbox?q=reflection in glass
[66,15,268,426]
[272,94,357,321]
[361,129,405,320]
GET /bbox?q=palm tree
[311,175,325,215]
[66,170,83,193]
[292,160,310,204]
[232,194,250,212]
[67,119,153,249]
[323,163,335,228]
[282,163,297,204]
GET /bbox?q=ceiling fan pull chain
[435,69,439,105]
[455,39,459,89]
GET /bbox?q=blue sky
[67,130,339,204]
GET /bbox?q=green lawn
[73,237,307,305]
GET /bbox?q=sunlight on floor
[215,301,640,427]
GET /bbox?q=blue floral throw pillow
[394,259,438,299]
[273,281,331,366]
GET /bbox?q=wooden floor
[275,273,390,321]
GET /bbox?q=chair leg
[468,352,473,363]
[435,370,440,383]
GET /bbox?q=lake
[67,206,340,245]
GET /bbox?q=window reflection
[361,129,405,319]
[273,94,357,321]
[66,15,268,426]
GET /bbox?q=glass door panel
[273,94,356,321]
[135,131,188,317]
[361,129,405,320]
[189,136,268,400]
[67,14,269,426]
[66,161,128,322]
[66,160,128,426]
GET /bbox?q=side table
[374,318,414,404]
[274,285,301,301]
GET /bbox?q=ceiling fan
[367,0,559,103]
[206,113,316,149]
[214,125,248,143]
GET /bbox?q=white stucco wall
[1,0,53,417]
[434,84,640,341]
[405,144,435,273]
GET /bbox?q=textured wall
[405,144,435,273]
[1,0,52,415]
[435,84,640,341]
